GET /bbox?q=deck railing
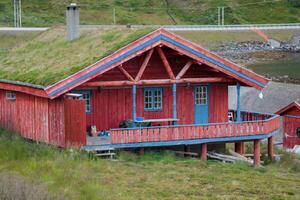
[110,111,280,144]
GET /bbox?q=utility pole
[217,6,225,26]
[113,7,116,25]
[222,7,224,25]
[14,0,22,27]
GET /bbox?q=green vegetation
[0,128,300,199]
[1,0,300,26]
[0,27,152,86]
[0,27,297,86]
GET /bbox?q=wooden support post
[118,65,134,82]
[140,148,145,156]
[236,81,241,122]
[234,142,242,155]
[201,143,207,161]
[172,83,177,125]
[156,47,175,79]
[253,140,261,167]
[135,49,154,81]
[176,61,193,79]
[241,141,245,154]
[268,137,274,160]
[132,84,137,127]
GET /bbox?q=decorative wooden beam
[135,49,154,81]
[156,47,175,79]
[176,61,193,80]
[117,65,134,82]
[83,77,234,87]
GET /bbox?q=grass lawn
[0,129,300,200]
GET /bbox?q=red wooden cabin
[276,101,300,149]
[0,29,281,165]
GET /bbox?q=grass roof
[0,26,153,86]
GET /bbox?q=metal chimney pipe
[66,3,80,40]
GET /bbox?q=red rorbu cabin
[0,28,281,165]
[276,101,300,149]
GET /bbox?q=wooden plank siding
[283,116,300,148]
[85,84,228,131]
[0,90,86,147]
[64,99,87,147]
[277,103,300,148]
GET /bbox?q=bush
[288,0,300,7]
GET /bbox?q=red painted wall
[209,84,228,123]
[283,116,300,148]
[85,84,228,131]
[64,99,86,147]
[281,107,300,149]
[0,90,86,147]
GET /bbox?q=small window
[6,91,16,101]
[195,86,207,105]
[144,88,163,111]
[297,127,300,138]
[73,90,92,114]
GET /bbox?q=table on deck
[134,118,179,125]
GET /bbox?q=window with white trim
[144,88,163,111]
[73,90,92,114]
[195,86,207,105]
[6,91,16,101]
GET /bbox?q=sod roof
[0,26,153,86]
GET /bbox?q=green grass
[0,27,153,86]
[1,128,300,199]
[0,27,298,86]
[0,0,300,26]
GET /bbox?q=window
[195,86,207,105]
[6,91,16,101]
[73,90,92,114]
[144,88,163,111]
[297,127,300,138]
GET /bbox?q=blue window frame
[144,87,163,111]
[72,90,92,114]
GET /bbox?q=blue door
[194,86,209,124]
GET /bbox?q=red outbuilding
[0,28,281,165]
[276,101,300,149]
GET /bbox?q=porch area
[83,110,280,150]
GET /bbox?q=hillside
[0,129,299,199]
[1,0,300,26]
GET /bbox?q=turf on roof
[0,26,153,86]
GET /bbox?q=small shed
[276,101,300,148]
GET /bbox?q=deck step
[94,148,116,159]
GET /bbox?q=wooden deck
[82,111,281,151]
